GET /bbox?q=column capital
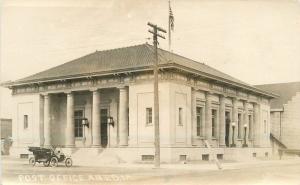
[205,91,214,99]
[242,99,249,103]
[118,86,127,90]
[232,96,239,103]
[248,100,258,104]
[219,94,227,99]
[64,90,73,94]
[41,93,50,97]
[89,87,99,92]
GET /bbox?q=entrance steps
[63,148,126,166]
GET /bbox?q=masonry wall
[259,103,271,148]
[281,92,300,149]
[270,111,282,140]
[11,94,42,151]
[128,82,171,147]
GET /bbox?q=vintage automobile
[28,146,72,167]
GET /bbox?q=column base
[219,144,226,148]
[242,144,248,148]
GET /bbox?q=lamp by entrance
[230,122,236,147]
[242,124,248,147]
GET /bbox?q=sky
[1,0,300,118]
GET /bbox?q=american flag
[169,3,174,31]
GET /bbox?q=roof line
[255,81,300,86]
[170,63,278,98]
[14,43,149,84]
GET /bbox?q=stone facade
[9,70,273,162]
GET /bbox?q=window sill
[211,137,218,140]
[237,138,243,141]
[75,137,84,140]
[194,136,205,140]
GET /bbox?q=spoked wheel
[65,158,72,167]
[50,157,58,167]
[29,157,36,166]
[43,160,50,167]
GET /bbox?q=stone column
[65,92,75,147]
[243,101,249,143]
[205,92,212,141]
[250,109,254,139]
[253,102,261,147]
[92,89,101,147]
[43,94,51,146]
[191,89,197,145]
[232,97,238,143]
[119,87,129,146]
[219,95,226,147]
[242,100,249,145]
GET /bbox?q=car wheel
[29,157,35,166]
[65,158,72,167]
[43,160,50,167]
[50,157,58,167]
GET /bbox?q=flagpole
[168,0,171,52]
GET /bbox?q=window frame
[237,113,242,139]
[196,106,203,137]
[264,120,267,134]
[74,109,84,138]
[248,114,252,139]
[211,109,217,137]
[24,115,28,129]
[178,107,183,126]
[146,107,153,126]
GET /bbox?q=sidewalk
[111,158,300,171]
[3,155,300,172]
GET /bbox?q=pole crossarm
[147,22,167,33]
[148,30,166,39]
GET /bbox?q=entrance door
[100,109,108,147]
[225,111,231,147]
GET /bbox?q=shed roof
[255,82,300,109]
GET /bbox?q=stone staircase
[61,147,125,166]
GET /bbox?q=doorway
[100,109,108,147]
[225,111,231,147]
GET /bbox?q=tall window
[74,110,84,138]
[248,115,252,139]
[264,120,267,134]
[212,109,217,137]
[238,113,242,138]
[196,107,203,136]
[178,107,183,125]
[24,115,28,129]
[146,108,152,125]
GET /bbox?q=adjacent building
[256,82,300,153]
[3,44,276,162]
[1,118,12,155]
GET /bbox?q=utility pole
[147,22,166,168]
